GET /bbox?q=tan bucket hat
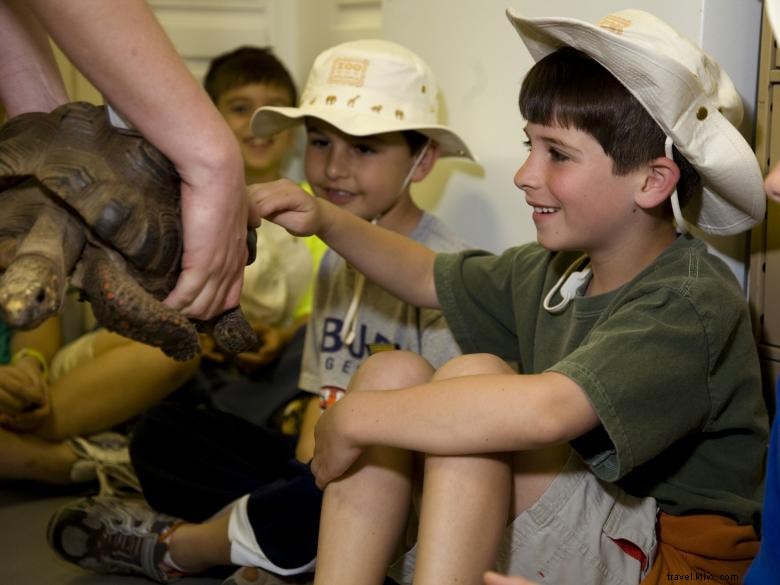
[506,8,765,236]
[251,39,474,160]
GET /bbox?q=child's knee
[433,353,513,381]
[348,350,434,392]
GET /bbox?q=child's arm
[483,571,539,585]
[310,371,599,487]
[249,179,440,308]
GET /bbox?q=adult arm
[17,0,248,319]
[310,370,599,487]
[0,0,68,114]
[249,179,439,308]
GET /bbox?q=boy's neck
[375,193,423,235]
[585,223,678,296]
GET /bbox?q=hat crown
[594,10,742,126]
[506,7,765,235]
[300,39,439,126]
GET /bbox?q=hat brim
[506,8,765,236]
[251,105,476,161]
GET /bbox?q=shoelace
[95,462,142,497]
[69,435,142,496]
[338,142,432,345]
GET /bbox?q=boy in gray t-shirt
[47,38,476,583]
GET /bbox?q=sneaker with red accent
[47,496,184,583]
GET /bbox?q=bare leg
[412,354,570,585]
[0,425,75,483]
[37,331,199,440]
[166,512,232,572]
[0,331,198,484]
[314,351,435,585]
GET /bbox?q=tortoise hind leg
[81,245,200,361]
[198,307,259,355]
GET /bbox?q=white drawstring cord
[338,140,431,345]
[665,136,688,235]
[542,254,591,314]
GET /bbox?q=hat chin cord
[665,136,688,235]
[338,140,432,345]
[542,254,592,314]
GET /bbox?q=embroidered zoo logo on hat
[597,14,631,35]
[328,58,369,87]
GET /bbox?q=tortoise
[0,101,258,361]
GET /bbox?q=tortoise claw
[198,307,260,355]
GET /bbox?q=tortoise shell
[0,102,257,360]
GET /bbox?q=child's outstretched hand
[247,179,322,236]
[310,395,364,489]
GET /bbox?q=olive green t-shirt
[434,234,767,524]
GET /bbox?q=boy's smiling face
[515,122,648,256]
[304,119,423,228]
[217,82,294,182]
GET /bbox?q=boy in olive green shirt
[249,10,768,585]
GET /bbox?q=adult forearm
[0,0,68,115]
[25,0,239,175]
[317,200,439,308]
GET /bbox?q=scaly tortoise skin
[0,101,258,361]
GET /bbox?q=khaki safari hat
[506,8,765,236]
[251,39,474,160]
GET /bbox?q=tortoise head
[0,255,64,329]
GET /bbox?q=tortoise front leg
[0,193,85,328]
[81,244,201,361]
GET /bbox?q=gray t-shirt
[299,212,472,394]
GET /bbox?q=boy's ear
[635,156,681,209]
[411,142,441,182]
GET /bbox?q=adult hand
[309,395,364,489]
[164,158,249,319]
[247,179,323,236]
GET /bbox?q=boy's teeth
[534,206,557,213]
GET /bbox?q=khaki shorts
[389,452,658,585]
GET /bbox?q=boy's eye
[309,136,330,149]
[549,148,569,162]
[354,143,377,155]
[522,140,532,151]
[226,103,251,116]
